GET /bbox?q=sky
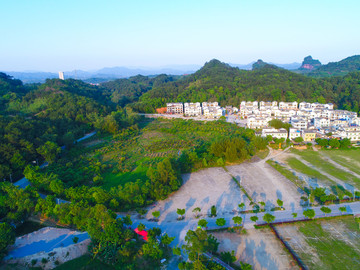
[1,0,359,72]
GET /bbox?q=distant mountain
[3,65,199,83]
[308,55,360,77]
[230,61,301,70]
[298,56,322,71]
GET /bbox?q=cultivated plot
[146,167,251,222]
[275,216,360,270]
[212,228,298,270]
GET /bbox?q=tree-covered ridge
[308,55,360,77]
[128,59,360,114]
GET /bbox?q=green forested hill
[124,59,360,114]
[308,55,360,77]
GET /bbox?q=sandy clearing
[146,167,251,222]
[212,229,298,270]
[226,161,304,212]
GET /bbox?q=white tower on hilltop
[58,71,65,80]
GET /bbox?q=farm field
[212,228,298,270]
[275,216,360,270]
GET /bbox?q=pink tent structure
[134,228,148,241]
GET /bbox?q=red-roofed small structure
[134,228,148,241]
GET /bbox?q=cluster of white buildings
[166,102,234,118]
[166,100,360,142]
[242,101,360,142]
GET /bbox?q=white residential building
[314,117,330,128]
[261,128,288,139]
[203,106,224,118]
[184,102,202,116]
[247,116,271,129]
[289,128,302,140]
[290,117,308,130]
[167,103,183,114]
[279,101,298,110]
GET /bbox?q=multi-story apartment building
[247,116,271,129]
[167,103,183,114]
[259,101,278,110]
[184,102,202,116]
[279,101,298,110]
[314,117,330,128]
[290,117,308,130]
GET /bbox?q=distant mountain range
[2,55,360,83]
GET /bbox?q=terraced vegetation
[276,216,360,270]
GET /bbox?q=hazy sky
[1,0,359,72]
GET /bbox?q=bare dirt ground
[212,228,298,270]
[146,167,251,222]
[226,159,304,212]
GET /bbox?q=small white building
[262,128,288,139]
[247,116,271,129]
[289,128,302,140]
[279,101,298,110]
[314,117,330,128]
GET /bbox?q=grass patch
[54,255,113,270]
[322,149,360,176]
[294,217,360,270]
[286,157,333,184]
[102,165,148,190]
[266,159,306,190]
[291,149,360,188]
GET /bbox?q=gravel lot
[146,167,251,222]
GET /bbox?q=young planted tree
[292,213,298,220]
[259,201,266,211]
[192,207,201,218]
[355,217,360,230]
[238,203,245,212]
[198,219,208,228]
[216,218,226,227]
[276,199,284,210]
[232,216,243,227]
[320,206,331,216]
[210,205,217,217]
[177,208,185,220]
[250,216,258,227]
[303,209,316,219]
[152,210,160,221]
[339,206,347,215]
[263,213,275,224]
